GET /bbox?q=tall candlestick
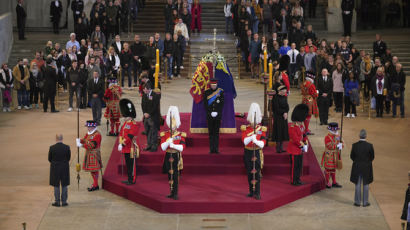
[156,49,159,65]
[154,64,159,88]
[269,63,273,89]
[264,50,267,73]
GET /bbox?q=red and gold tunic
[160,131,186,172]
[81,130,102,172]
[103,84,122,120]
[321,133,343,170]
[301,80,318,117]
[287,122,307,156]
[281,72,290,93]
[119,120,140,156]
[241,124,267,168]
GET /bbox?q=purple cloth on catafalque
[190,60,237,133]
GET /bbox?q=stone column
[327,0,357,33]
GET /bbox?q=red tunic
[301,80,318,117]
[321,134,343,170]
[191,4,202,31]
[80,130,102,172]
[119,120,140,156]
[287,122,307,155]
[103,84,122,120]
[160,131,186,171]
[241,125,267,149]
[281,72,290,93]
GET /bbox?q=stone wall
[0,13,13,65]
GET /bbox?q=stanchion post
[238,53,241,79]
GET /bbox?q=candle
[156,49,159,65]
[154,64,159,88]
[269,63,273,89]
[264,50,267,73]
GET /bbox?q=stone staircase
[132,0,165,34]
[304,3,327,31]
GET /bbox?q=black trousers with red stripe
[244,149,261,195]
[290,154,303,184]
[124,153,137,183]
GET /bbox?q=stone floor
[1,30,409,230]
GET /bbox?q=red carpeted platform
[102,113,326,213]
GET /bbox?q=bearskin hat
[119,98,136,118]
[278,55,290,72]
[291,104,309,122]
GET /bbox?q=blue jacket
[249,40,261,59]
[344,79,359,96]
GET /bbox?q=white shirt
[115,41,122,52]
[224,4,232,17]
[94,78,98,84]
[376,78,384,95]
[323,76,328,82]
[287,49,299,64]
[55,1,59,7]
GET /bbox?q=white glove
[211,112,218,117]
[337,143,343,150]
[76,138,82,147]
[254,140,265,149]
[167,138,173,144]
[171,143,184,152]
[302,145,308,152]
[161,141,170,151]
[243,136,253,146]
[118,144,123,152]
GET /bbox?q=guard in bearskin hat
[103,77,122,136]
[288,104,309,186]
[76,120,103,191]
[278,55,290,94]
[241,103,267,200]
[117,99,140,185]
[300,71,318,135]
[160,106,186,200]
[321,122,343,188]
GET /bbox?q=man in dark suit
[373,34,387,60]
[87,71,104,125]
[50,0,63,34]
[240,29,252,72]
[71,0,84,26]
[204,78,224,154]
[141,82,161,152]
[43,58,59,113]
[112,35,123,55]
[48,134,71,207]
[317,68,333,125]
[16,0,27,40]
[341,0,354,37]
[350,129,374,207]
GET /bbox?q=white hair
[166,106,181,129]
[247,103,262,124]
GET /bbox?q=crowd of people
[221,0,406,119]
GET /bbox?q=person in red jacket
[117,98,140,185]
[288,104,309,186]
[241,103,267,200]
[321,122,344,188]
[301,72,318,135]
[160,106,186,200]
[103,77,122,136]
[76,120,102,191]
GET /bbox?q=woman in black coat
[272,85,289,153]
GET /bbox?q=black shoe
[332,183,342,188]
[149,148,157,152]
[108,132,115,136]
[401,115,405,118]
[52,202,60,207]
[51,110,59,113]
[363,203,371,207]
[141,131,147,135]
[254,194,261,200]
[61,203,68,207]
[297,180,304,185]
[87,186,99,192]
[172,195,179,200]
[247,193,254,197]
[143,146,151,151]
[291,182,300,186]
[320,122,324,125]
[121,180,129,184]
[354,203,360,207]
[124,181,135,185]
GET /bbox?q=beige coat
[12,65,30,91]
